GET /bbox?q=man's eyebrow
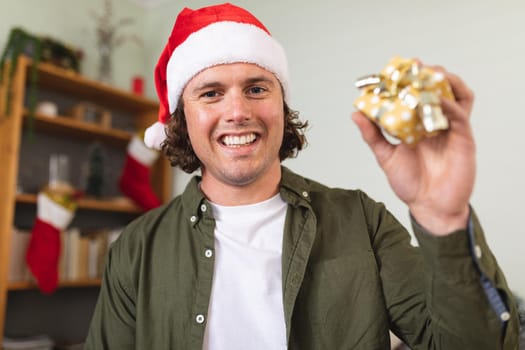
[243,75,276,86]
[189,75,277,95]
[191,81,224,93]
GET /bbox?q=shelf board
[23,110,133,147]
[8,278,101,291]
[16,193,142,214]
[21,56,159,113]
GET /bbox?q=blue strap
[466,210,509,329]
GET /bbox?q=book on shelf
[87,238,99,279]
[59,226,123,282]
[8,227,32,283]
[2,334,54,350]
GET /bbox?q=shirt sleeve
[408,207,520,349]
[411,207,510,325]
[361,192,520,350]
[84,235,137,349]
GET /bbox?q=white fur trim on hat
[166,21,289,114]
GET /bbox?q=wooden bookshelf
[23,111,133,147]
[8,279,102,291]
[28,59,158,113]
[15,193,142,214]
[0,56,172,341]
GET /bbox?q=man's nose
[226,92,251,123]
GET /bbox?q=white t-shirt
[203,194,288,350]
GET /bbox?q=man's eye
[201,91,218,98]
[248,86,265,94]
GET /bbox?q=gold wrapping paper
[353,56,454,145]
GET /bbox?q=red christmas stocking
[26,192,75,294]
[119,135,161,211]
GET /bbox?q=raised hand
[352,66,476,235]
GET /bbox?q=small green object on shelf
[0,27,83,131]
[85,143,105,198]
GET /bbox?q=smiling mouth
[221,133,257,147]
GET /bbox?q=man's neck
[200,166,282,206]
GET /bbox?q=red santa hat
[144,3,290,149]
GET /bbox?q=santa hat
[144,3,290,149]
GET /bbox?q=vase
[97,42,113,84]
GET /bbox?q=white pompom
[144,122,166,150]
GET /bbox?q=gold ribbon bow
[353,56,454,145]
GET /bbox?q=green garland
[0,27,41,121]
[1,27,83,114]
[0,28,82,142]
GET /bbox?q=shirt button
[474,245,482,259]
[196,314,205,324]
[500,311,511,322]
[205,249,213,258]
[200,204,207,212]
[302,191,308,198]
[190,215,197,223]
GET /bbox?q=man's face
[182,63,285,197]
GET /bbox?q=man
[85,3,519,349]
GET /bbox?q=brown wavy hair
[161,100,309,173]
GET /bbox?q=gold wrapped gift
[353,56,455,145]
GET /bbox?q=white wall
[0,0,146,92]
[143,0,525,297]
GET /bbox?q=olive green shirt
[85,167,519,349]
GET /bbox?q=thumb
[351,111,394,166]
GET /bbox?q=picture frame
[68,102,111,129]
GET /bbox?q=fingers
[422,62,474,128]
[351,111,395,166]
[445,71,475,112]
[440,97,474,137]
[424,63,475,111]
[440,71,474,129]
[351,111,381,145]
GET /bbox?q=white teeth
[223,133,256,146]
